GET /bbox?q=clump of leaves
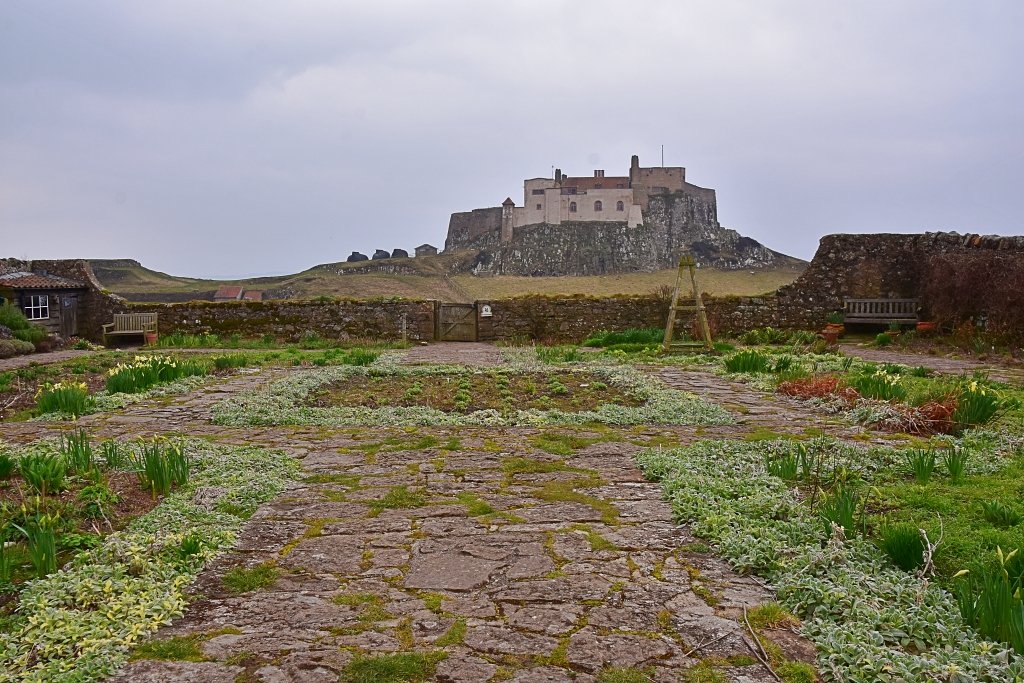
[18,451,67,496]
[942,447,970,483]
[981,500,1022,529]
[952,380,1002,429]
[877,523,925,571]
[849,369,906,402]
[818,487,860,537]
[905,449,936,484]
[223,562,279,593]
[723,349,771,374]
[955,547,1024,655]
[132,441,190,498]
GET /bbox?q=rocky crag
[444,188,802,276]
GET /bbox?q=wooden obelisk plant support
[662,253,714,352]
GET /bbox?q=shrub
[12,511,60,578]
[35,380,91,416]
[922,250,1024,343]
[877,523,925,571]
[344,349,379,366]
[875,332,893,347]
[723,349,771,373]
[742,326,790,345]
[776,374,857,402]
[0,338,35,359]
[0,450,15,479]
[0,303,47,345]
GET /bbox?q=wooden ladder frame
[662,254,714,352]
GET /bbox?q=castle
[447,155,717,250]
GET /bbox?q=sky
[1,1,1022,279]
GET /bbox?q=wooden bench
[843,298,919,325]
[102,312,158,346]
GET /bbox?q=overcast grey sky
[2,1,1021,278]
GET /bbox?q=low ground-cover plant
[956,547,1024,655]
[636,439,1024,680]
[582,328,663,347]
[131,440,189,499]
[724,349,772,374]
[0,439,299,681]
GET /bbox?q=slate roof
[0,271,85,289]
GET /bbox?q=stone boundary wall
[121,299,437,342]
[476,295,780,343]
[776,231,1024,327]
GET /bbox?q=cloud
[1,0,1022,277]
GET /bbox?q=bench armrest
[102,322,115,332]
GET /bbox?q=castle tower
[500,197,515,244]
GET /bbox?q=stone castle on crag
[444,155,801,276]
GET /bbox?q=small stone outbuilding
[0,270,87,337]
[415,244,438,257]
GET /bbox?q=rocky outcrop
[372,250,391,260]
[391,248,409,259]
[444,188,801,275]
[346,252,368,262]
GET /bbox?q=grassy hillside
[90,257,804,303]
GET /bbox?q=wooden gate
[437,303,477,341]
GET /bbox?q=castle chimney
[594,170,604,178]
[555,168,562,183]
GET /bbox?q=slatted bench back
[112,312,158,332]
[843,299,919,323]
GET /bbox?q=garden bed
[212,363,734,427]
[310,370,640,413]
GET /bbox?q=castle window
[569,201,577,213]
[536,204,542,210]
[616,201,624,211]
[594,201,603,212]
[531,189,545,195]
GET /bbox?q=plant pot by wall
[145,332,158,346]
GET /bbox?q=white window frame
[24,294,49,320]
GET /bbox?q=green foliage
[535,345,584,363]
[942,447,969,483]
[953,380,1002,429]
[212,354,248,370]
[0,450,15,480]
[106,355,207,394]
[596,668,657,683]
[222,562,279,593]
[875,332,894,347]
[956,548,1024,654]
[368,486,427,516]
[340,652,445,683]
[818,486,860,538]
[35,380,92,416]
[877,523,925,571]
[0,371,13,392]
[905,448,936,483]
[723,349,771,374]
[582,328,663,347]
[130,635,206,662]
[100,440,130,470]
[131,441,190,498]
[18,451,67,496]
[982,500,1023,529]
[0,303,33,331]
[12,511,60,578]
[77,481,120,519]
[849,369,907,401]
[765,452,799,480]
[826,311,844,324]
[59,429,95,476]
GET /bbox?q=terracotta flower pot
[144,332,158,346]
[821,330,840,345]
[916,322,937,334]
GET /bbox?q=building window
[536,204,542,210]
[594,184,602,189]
[616,201,625,211]
[531,189,545,195]
[569,201,577,213]
[594,201,603,212]
[24,294,48,320]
